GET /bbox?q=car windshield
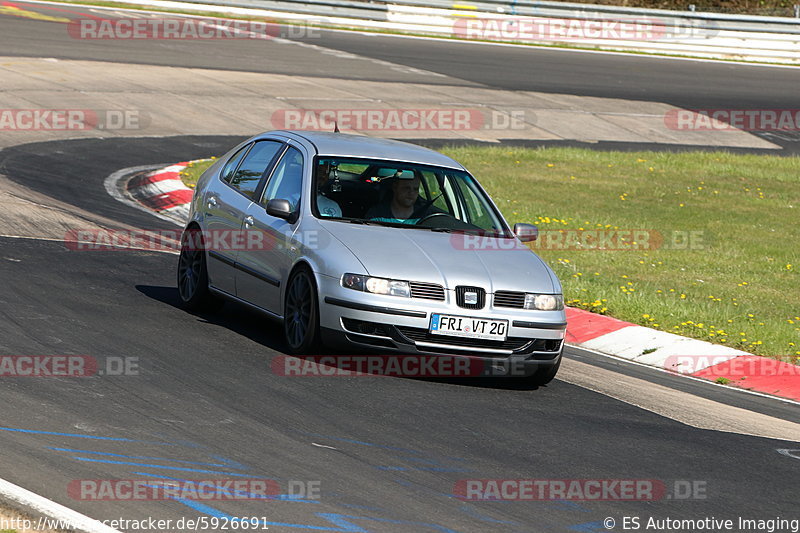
[312,157,511,237]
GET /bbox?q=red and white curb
[109,162,800,402]
[566,307,800,402]
[126,162,195,223]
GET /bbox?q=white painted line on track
[311,442,338,450]
[566,342,800,407]
[0,477,122,533]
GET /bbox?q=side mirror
[514,223,538,242]
[266,198,293,220]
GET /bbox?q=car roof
[265,130,465,170]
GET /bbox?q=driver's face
[393,178,419,209]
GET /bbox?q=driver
[315,162,342,218]
[365,175,428,224]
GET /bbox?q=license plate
[429,314,508,341]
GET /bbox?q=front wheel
[284,268,320,354]
[177,228,222,312]
[526,355,561,386]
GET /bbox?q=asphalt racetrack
[0,3,798,532]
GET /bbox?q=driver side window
[226,140,283,199]
[261,147,304,214]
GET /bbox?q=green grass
[179,158,216,189]
[180,148,800,359]
[446,146,800,359]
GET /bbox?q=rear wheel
[177,228,222,311]
[284,267,320,354]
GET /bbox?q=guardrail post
[795,4,800,17]
[688,4,696,11]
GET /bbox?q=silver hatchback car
[177,130,566,384]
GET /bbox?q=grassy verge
[179,159,215,188]
[180,148,800,359]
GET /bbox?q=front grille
[493,290,525,309]
[455,286,485,309]
[395,326,531,352]
[409,281,445,301]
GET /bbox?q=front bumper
[317,275,566,376]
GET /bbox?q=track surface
[0,3,799,532]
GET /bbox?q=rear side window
[221,144,250,183]
[228,140,283,199]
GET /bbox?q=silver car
[177,130,566,384]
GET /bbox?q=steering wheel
[416,212,451,225]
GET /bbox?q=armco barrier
[114,0,800,62]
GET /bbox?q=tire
[526,354,561,386]
[283,267,320,354]
[177,228,222,312]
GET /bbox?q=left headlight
[342,273,411,298]
[523,293,564,311]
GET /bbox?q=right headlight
[342,273,411,298]
[523,293,564,311]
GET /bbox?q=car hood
[321,221,559,294]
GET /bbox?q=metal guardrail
[150,0,800,62]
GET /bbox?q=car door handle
[244,215,254,228]
[207,196,218,209]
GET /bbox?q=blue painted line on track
[48,448,247,468]
[549,500,592,512]
[458,504,518,524]
[209,454,249,469]
[170,498,234,519]
[569,521,612,532]
[337,504,385,512]
[0,426,175,444]
[70,456,254,476]
[375,465,470,472]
